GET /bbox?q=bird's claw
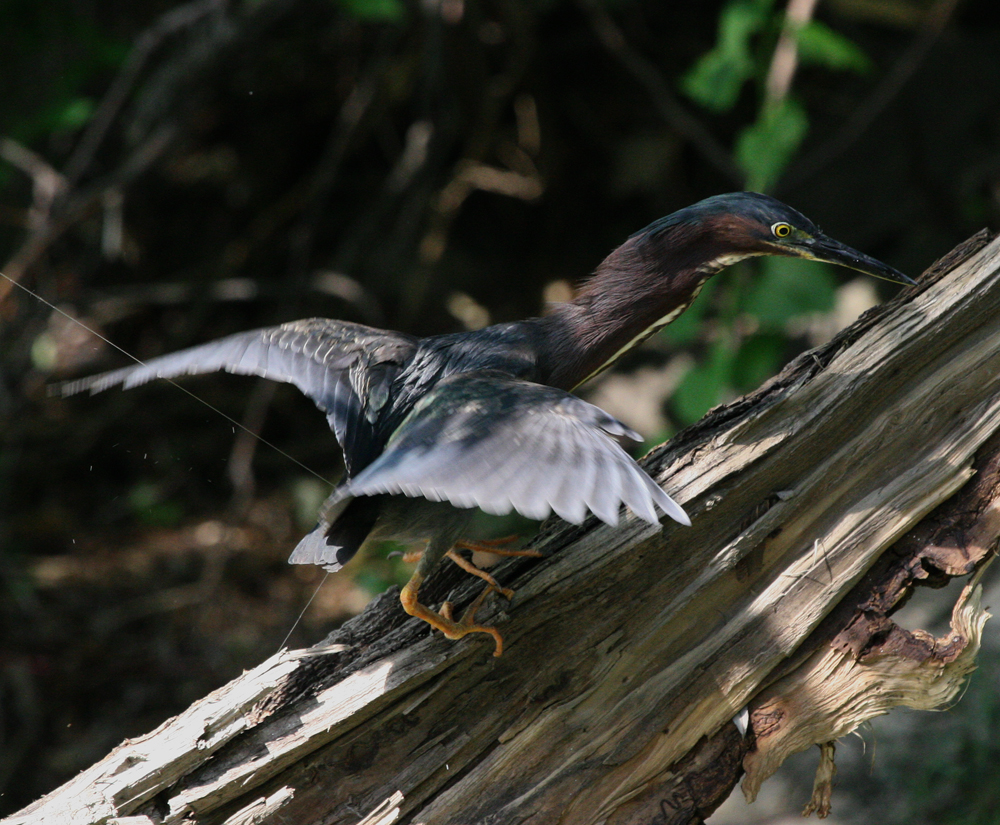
[401,573,505,656]
[439,585,505,656]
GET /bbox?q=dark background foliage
[2,0,1000,819]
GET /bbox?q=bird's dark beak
[793,235,915,285]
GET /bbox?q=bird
[61,192,913,657]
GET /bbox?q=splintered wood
[7,231,1000,825]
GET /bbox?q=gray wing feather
[622,469,657,524]
[59,318,417,474]
[345,372,690,528]
[510,416,558,521]
[60,318,409,399]
[288,524,344,571]
[584,450,623,526]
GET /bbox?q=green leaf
[740,256,837,327]
[681,50,750,113]
[796,21,871,74]
[335,0,406,22]
[671,338,735,425]
[735,97,808,191]
[53,98,95,131]
[680,0,774,112]
[128,482,184,527]
[731,332,787,391]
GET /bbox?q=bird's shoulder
[412,321,546,380]
[265,318,418,368]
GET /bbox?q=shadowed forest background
[3,0,1000,820]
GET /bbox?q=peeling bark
[6,230,1000,825]
[743,399,1000,805]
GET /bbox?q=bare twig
[0,139,67,235]
[0,126,174,303]
[579,0,744,186]
[63,0,224,186]
[779,0,961,194]
[765,0,819,108]
[227,380,280,515]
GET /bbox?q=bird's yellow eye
[772,222,792,238]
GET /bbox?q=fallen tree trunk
[8,231,1000,825]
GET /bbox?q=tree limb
[6,230,1000,825]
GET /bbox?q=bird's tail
[287,493,382,570]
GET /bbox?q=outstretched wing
[344,371,690,527]
[59,318,417,474]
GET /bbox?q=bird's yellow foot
[400,572,504,657]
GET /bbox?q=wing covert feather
[345,371,690,528]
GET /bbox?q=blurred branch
[0,126,174,303]
[779,0,961,195]
[63,0,225,187]
[765,0,819,107]
[0,0,244,303]
[94,549,230,633]
[227,380,279,515]
[0,0,290,304]
[0,139,67,235]
[286,76,381,288]
[579,0,744,187]
[400,0,538,323]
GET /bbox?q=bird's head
[640,192,914,286]
[545,192,914,390]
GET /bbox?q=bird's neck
[537,231,739,390]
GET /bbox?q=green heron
[63,192,912,656]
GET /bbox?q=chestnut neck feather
[536,221,743,390]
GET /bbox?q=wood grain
[7,230,1000,825]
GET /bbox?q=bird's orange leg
[398,536,539,569]
[454,535,543,558]
[394,535,536,656]
[400,571,504,657]
[445,550,514,599]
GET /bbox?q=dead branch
[6,230,1000,825]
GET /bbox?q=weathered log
[7,230,1000,825]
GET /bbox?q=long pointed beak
[794,235,915,285]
